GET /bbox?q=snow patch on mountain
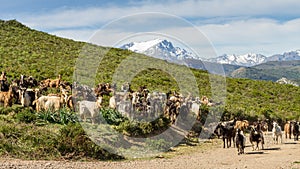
[276,77,299,87]
[266,50,300,62]
[208,53,267,67]
[121,39,163,53]
[120,39,199,61]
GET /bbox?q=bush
[116,120,142,136]
[57,123,123,160]
[14,108,36,123]
[115,117,170,137]
[36,108,78,125]
[100,108,127,125]
[0,121,59,159]
[0,105,24,115]
[145,138,172,151]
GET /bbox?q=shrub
[115,117,170,137]
[36,108,78,125]
[145,138,172,151]
[100,108,127,125]
[0,121,59,159]
[0,105,24,115]
[14,108,36,123]
[57,123,123,160]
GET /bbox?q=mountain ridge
[120,39,199,62]
[121,39,300,67]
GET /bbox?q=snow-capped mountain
[266,50,300,62]
[276,77,299,87]
[120,39,300,68]
[209,50,300,67]
[120,39,199,61]
[208,53,267,67]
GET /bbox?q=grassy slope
[1,19,300,121]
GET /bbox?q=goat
[190,97,201,120]
[147,93,164,118]
[284,121,292,139]
[109,95,117,109]
[249,125,264,150]
[0,71,7,81]
[39,79,51,88]
[234,120,249,131]
[44,96,63,111]
[19,88,36,108]
[94,83,114,97]
[49,74,61,88]
[0,80,9,91]
[260,120,269,135]
[19,75,38,88]
[291,121,300,141]
[96,96,103,108]
[0,86,14,107]
[66,95,76,112]
[117,100,132,119]
[34,95,63,112]
[78,100,99,124]
[272,121,282,144]
[216,121,236,148]
[235,129,246,155]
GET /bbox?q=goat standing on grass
[0,86,14,107]
[78,100,99,124]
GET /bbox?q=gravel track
[1,132,299,169]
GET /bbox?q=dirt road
[0,133,299,169]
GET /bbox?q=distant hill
[120,39,300,85]
[229,60,300,84]
[1,19,300,120]
[208,50,300,67]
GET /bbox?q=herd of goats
[0,71,299,155]
[0,71,217,124]
[215,119,300,155]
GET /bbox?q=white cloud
[50,17,300,58]
[17,0,300,57]
[199,18,300,56]
[22,0,300,30]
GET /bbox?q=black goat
[216,121,236,148]
[292,121,300,141]
[249,125,264,150]
[235,128,246,155]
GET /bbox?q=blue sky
[2,0,300,57]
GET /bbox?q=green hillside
[1,19,300,160]
[1,19,300,120]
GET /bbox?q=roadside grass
[160,139,222,159]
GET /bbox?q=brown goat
[234,120,249,131]
[0,86,14,107]
[34,94,65,112]
[66,95,76,111]
[49,74,61,88]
